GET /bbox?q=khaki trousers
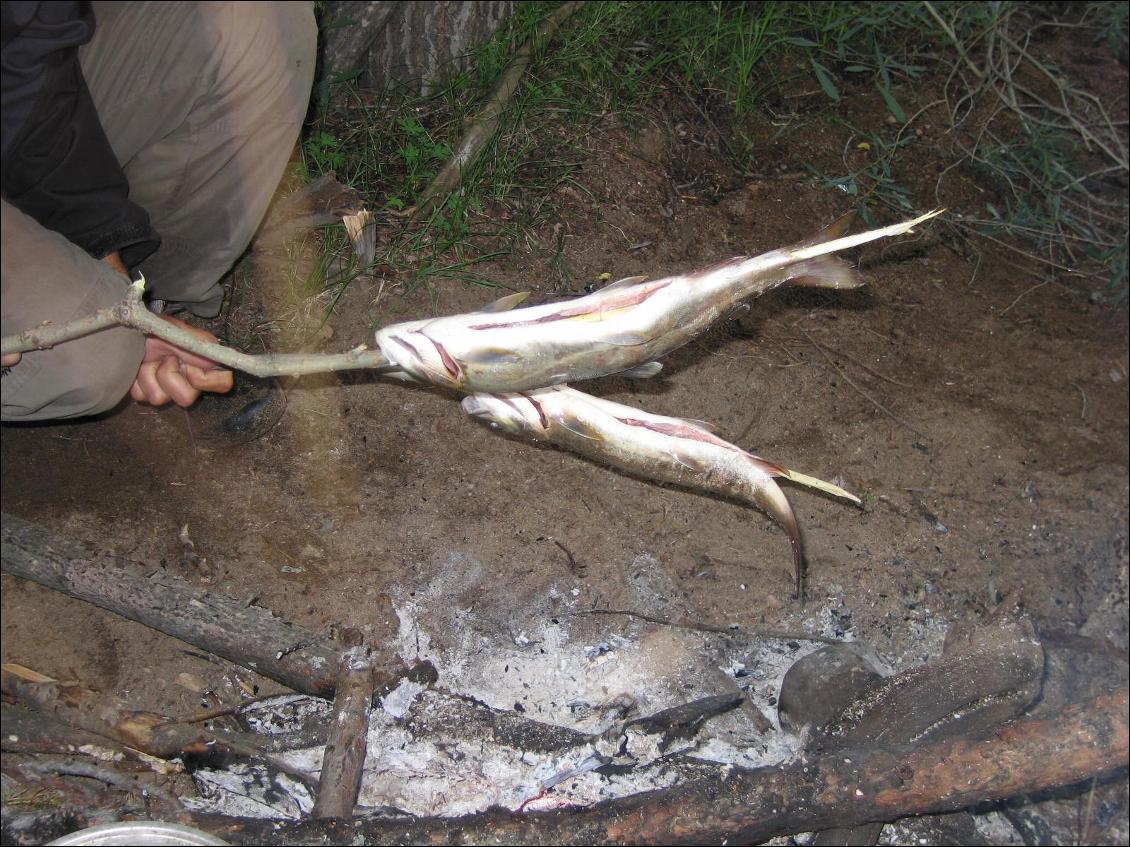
[2,1,315,421]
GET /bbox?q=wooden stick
[0,292,400,378]
[409,1,584,222]
[1,702,123,755]
[192,687,1129,845]
[312,648,378,818]
[0,512,433,699]
[1,664,292,768]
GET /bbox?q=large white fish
[377,210,941,392]
[461,385,860,600]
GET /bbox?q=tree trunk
[321,1,517,95]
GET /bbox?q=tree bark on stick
[312,648,379,819]
[1,512,433,699]
[192,687,1127,845]
[0,288,399,378]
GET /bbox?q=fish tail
[789,208,944,261]
[752,477,807,603]
[778,468,862,505]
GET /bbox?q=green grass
[300,1,1128,306]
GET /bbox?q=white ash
[183,763,313,819]
[970,811,1027,846]
[380,678,425,719]
[181,548,882,821]
[240,693,332,735]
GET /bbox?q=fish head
[461,393,549,437]
[374,324,464,389]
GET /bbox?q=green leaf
[879,85,906,123]
[811,59,840,102]
[400,143,421,165]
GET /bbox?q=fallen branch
[190,687,1128,845]
[408,1,584,222]
[0,512,434,699]
[312,648,378,819]
[1,702,125,756]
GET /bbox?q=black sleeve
[1,0,159,267]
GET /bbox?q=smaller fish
[461,386,860,600]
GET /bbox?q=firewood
[187,687,1127,845]
[312,648,379,818]
[1,512,433,699]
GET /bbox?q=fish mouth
[460,396,489,418]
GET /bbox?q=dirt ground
[2,22,1128,846]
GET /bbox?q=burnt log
[0,512,433,699]
[312,648,379,818]
[192,687,1128,845]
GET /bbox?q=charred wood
[1,512,433,700]
[312,648,378,819]
[189,687,1128,845]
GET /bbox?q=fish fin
[462,347,523,366]
[603,274,649,290]
[785,256,862,290]
[555,414,605,441]
[778,468,862,504]
[751,478,806,602]
[671,449,709,474]
[383,370,424,384]
[602,332,651,347]
[619,361,663,379]
[479,291,530,312]
[797,210,857,249]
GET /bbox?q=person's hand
[129,315,234,407]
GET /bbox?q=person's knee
[222,2,317,98]
[2,328,143,422]
[57,329,143,418]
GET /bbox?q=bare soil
[3,24,1128,845]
